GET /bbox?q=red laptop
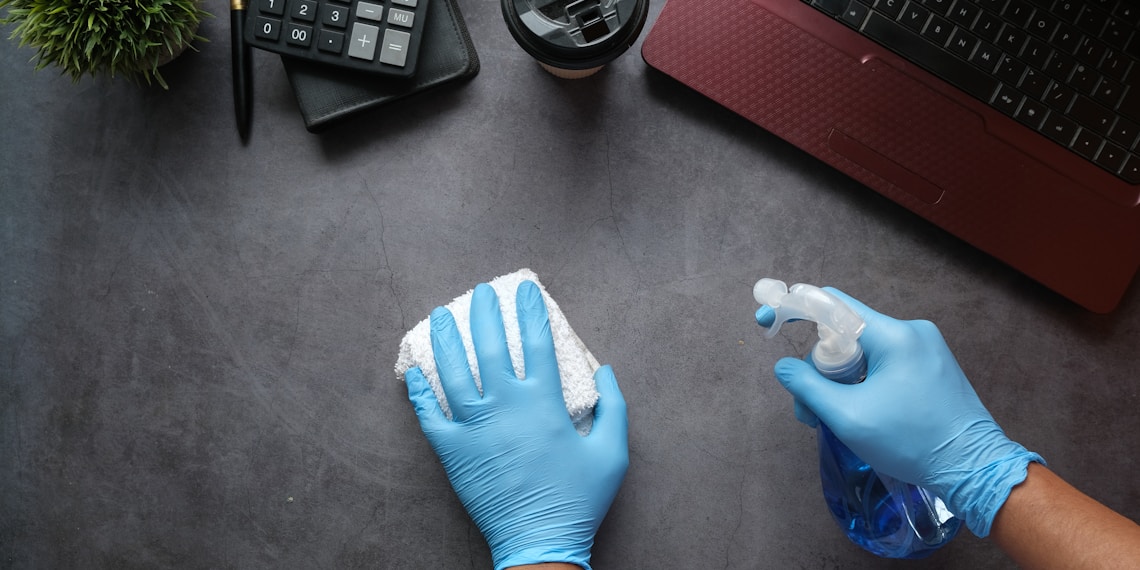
[643,0,1140,312]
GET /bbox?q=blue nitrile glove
[756,288,1043,538]
[404,281,629,570]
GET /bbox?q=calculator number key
[258,0,285,16]
[290,0,317,22]
[286,23,314,47]
[322,5,349,28]
[255,17,282,40]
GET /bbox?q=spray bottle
[753,278,961,558]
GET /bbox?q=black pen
[231,0,253,141]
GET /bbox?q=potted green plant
[1,0,211,88]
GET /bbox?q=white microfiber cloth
[394,268,600,433]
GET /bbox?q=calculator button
[286,23,314,46]
[392,0,417,7]
[290,0,317,22]
[355,1,383,21]
[388,7,414,28]
[322,5,348,28]
[318,29,345,53]
[258,0,286,16]
[348,22,380,60]
[379,28,410,66]
[255,16,282,40]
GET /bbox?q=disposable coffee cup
[502,0,650,78]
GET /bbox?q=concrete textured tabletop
[2,0,1137,567]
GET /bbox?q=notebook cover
[281,0,479,133]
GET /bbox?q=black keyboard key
[1070,95,1115,134]
[1108,117,1140,149]
[899,3,930,32]
[925,0,952,17]
[1017,98,1048,128]
[1069,64,1101,94]
[948,0,980,28]
[1095,77,1125,108]
[949,27,980,59]
[1120,154,1140,183]
[815,0,847,16]
[1102,18,1131,51]
[1071,128,1104,159]
[862,12,999,100]
[1026,11,1059,41]
[1116,5,1140,27]
[1003,0,1034,28]
[1045,51,1077,80]
[996,26,1028,55]
[873,0,906,19]
[993,84,1024,116]
[923,15,955,46]
[1054,1,1082,23]
[972,11,1003,43]
[1044,81,1076,111]
[971,42,1004,71]
[1020,67,1050,98]
[1076,6,1109,36]
[841,1,871,27]
[975,0,1006,14]
[1052,23,1082,55]
[1040,112,1079,145]
[1117,88,1140,123]
[1022,37,1052,69]
[996,54,1027,84]
[1076,36,1106,68]
[1098,49,1131,83]
[1096,141,1128,171]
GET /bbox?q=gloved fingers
[793,398,820,428]
[755,306,776,328]
[515,281,562,396]
[404,366,450,431]
[773,357,846,428]
[587,365,628,445]
[819,286,904,364]
[470,283,518,395]
[430,307,481,421]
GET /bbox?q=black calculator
[245,0,428,77]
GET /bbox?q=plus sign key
[348,22,379,61]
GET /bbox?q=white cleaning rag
[394,268,600,433]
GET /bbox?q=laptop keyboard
[807,0,1140,183]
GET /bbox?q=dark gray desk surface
[2,0,1138,567]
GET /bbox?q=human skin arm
[991,463,1140,569]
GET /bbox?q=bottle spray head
[753,278,867,383]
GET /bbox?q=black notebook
[281,0,479,133]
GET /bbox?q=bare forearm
[991,463,1140,569]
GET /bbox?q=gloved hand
[405,281,629,570]
[756,287,1043,538]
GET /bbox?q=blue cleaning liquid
[818,423,961,558]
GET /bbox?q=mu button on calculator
[245,0,428,77]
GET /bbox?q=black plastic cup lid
[502,0,650,71]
